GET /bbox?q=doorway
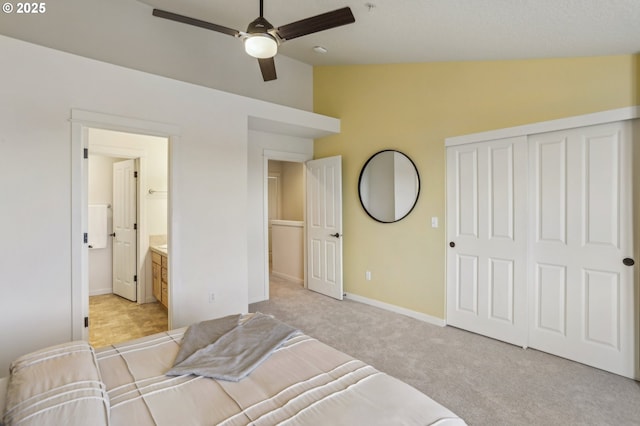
[267,160,305,284]
[262,151,311,300]
[261,153,344,302]
[86,127,169,346]
[87,154,129,298]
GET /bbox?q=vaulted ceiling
[138,0,640,66]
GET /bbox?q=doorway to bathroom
[86,127,169,347]
[267,159,305,291]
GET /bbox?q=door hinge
[134,171,138,178]
[84,316,89,328]
[134,223,137,230]
[83,148,88,159]
[134,275,137,282]
[83,233,88,244]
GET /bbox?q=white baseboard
[89,288,112,297]
[344,292,446,327]
[271,271,303,285]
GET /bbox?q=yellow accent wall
[313,55,639,319]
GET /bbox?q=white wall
[0,0,313,111]
[0,35,336,374]
[281,162,305,221]
[267,160,304,220]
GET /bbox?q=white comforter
[3,319,467,425]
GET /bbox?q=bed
[1,313,466,425]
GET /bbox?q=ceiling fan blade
[258,58,277,81]
[276,7,355,41]
[152,9,240,37]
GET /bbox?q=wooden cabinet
[161,255,168,309]
[151,251,168,309]
[152,253,161,302]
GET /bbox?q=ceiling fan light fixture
[151,2,356,82]
[244,33,278,58]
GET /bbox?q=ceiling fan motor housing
[247,16,274,35]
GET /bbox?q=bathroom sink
[157,244,168,249]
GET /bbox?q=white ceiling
[137,0,640,66]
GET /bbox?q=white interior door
[113,159,137,302]
[446,137,528,346]
[528,122,635,378]
[306,156,343,300]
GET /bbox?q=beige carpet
[250,276,640,426]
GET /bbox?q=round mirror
[358,150,420,223]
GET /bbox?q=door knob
[330,233,341,238]
[623,258,635,266]
[449,241,455,248]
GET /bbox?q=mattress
[2,320,467,425]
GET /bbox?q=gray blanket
[166,313,298,382]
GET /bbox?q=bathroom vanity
[150,245,168,309]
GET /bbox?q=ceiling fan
[152,0,356,82]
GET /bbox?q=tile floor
[89,293,168,348]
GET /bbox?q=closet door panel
[535,263,567,336]
[456,254,478,314]
[583,132,619,248]
[489,145,514,240]
[528,122,635,378]
[488,258,514,323]
[448,146,482,321]
[447,137,528,347]
[583,269,619,349]
[535,137,567,244]
[530,136,571,348]
[455,148,479,238]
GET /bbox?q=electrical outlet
[365,271,372,281]
[431,217,439,228]
[208,292,215,303]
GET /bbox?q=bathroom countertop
[150,245,168,256]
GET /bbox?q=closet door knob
[623,258,635,266]
[449,241,455,248]
[330,233,341,238]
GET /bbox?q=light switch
[431,217,438,228]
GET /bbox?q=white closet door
[528,122,635,378]
[446,136,528,346]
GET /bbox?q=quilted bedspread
[96,325,466,425]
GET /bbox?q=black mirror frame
[357,149,421,223]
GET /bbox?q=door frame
[71,109,179,341]
[262,150,312,299]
